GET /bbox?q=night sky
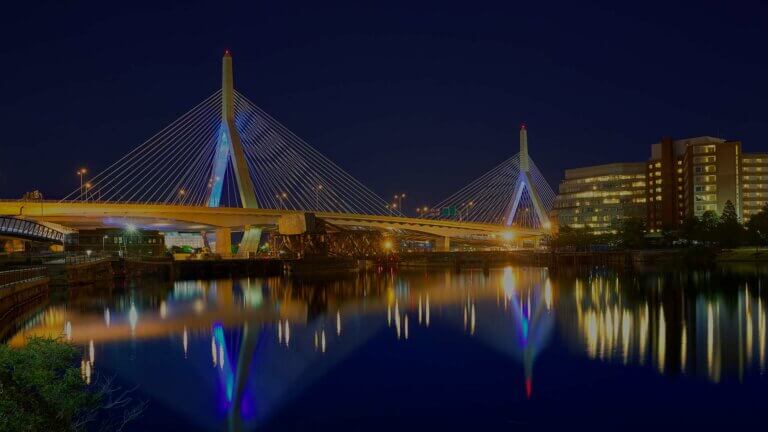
[2,1,767,212]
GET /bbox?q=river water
[6,265,768,430]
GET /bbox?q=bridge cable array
[61,90,397,217]
[428,154,556,229]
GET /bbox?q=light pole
[85,182,92,202]
[102,235,108,253]
[393,194,406,215]
[276,192,288,210]
[178,188,186,205]
[77,168,87,201]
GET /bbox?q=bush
[0,338,145,432]
[0,338,94,431]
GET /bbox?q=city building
[647,136,741,231]
[555,135,768,234]
[552,162,647,234]
[741,152,768,221]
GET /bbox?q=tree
[716,200,744,248]
[0,338,145,432]
[618,217,645,249]
[700,210,720,245]
[551,225,599,251]
[679,215,702,244]
[746,203,768,247]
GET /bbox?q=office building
[552,162,647,234]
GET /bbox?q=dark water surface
[7,265,768,430]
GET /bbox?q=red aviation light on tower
[224,49,231,56]
[520,122,527,130]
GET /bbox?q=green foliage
[551,225,615,250]
[747,203,768,246]
[716,200,744,248]
[0,338,145,432]
[0,338,96,432]
[679,216,702,244]
[553,201,767,251]
[617,217,646,249]
[700,210,720,244]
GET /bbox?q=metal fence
[0,266,48,289]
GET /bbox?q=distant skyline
[1,1,767,211]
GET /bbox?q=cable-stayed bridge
[0,52,554,253]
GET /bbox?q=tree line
[551,200,768,250]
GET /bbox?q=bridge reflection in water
[6,266,768,429]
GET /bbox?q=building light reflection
[336,311,341,336]
[418,295,423,324]
[544,279,553,311]
[321,329,326,353]
[657,305,666,373]
[183,326,188,358]
[129,304,138,335]
[470,304,476,336]
[211,335,217,368]
[285,321,291,347]
[405,314,409,340]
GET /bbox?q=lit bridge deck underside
[0,200,545,241]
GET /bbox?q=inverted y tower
[504,124,550,228]
[206,50,259,208]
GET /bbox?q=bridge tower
[504,124,551,229]
[206,51,261,255]
[206,50,259,208]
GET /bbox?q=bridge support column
[434,236,451,252]
[214,228,232,256]
[238,226,262,256]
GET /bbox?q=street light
[77,168,87,201]
[178,188,186,205]
[393,193,406,215]
[276,192,288,210]
[85,182,92,202]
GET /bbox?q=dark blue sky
[1,1,766,211]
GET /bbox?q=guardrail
[41,253,109,266]
[0,266,47,289]
[0,216,66,243]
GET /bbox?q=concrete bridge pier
[434,236,451,252]
[238,225,262,255]
[214,228,232,255]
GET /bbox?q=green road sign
[440,206,457,217]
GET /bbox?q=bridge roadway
[0,200,545,245]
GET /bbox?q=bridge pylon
[504,124,551,229]
[206,50,259,209]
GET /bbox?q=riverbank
[717,247,768,262]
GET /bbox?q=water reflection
[6,266,768,429]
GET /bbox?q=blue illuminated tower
[206,50,259,208]
[505,124,551,228]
